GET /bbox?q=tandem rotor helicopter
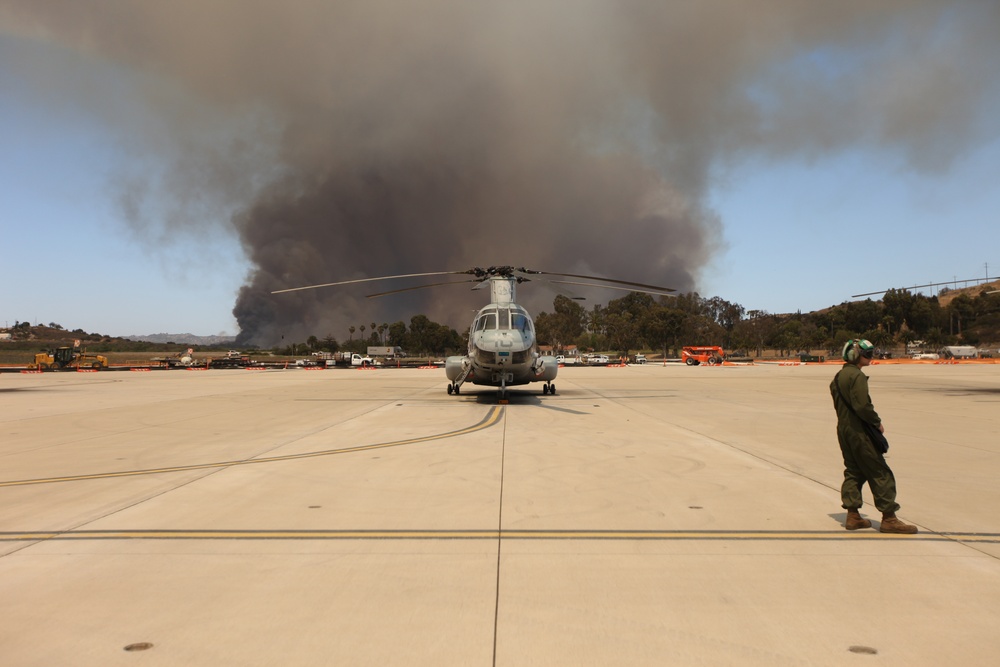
[273,266,675,401]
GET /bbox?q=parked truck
[555,355,581,365]
[327,352,375,367]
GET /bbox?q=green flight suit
[830,363,900,513]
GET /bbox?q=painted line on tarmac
[2,529,997,543]
[0,406,505,488]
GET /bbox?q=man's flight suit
[830,363,900,513]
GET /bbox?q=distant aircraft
[853,276,999,299]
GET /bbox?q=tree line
[286,286,998,358]
[533,287,1000,357]
[10,286,996,359]
[281,315,464,357]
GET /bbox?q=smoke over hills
[3,2,997,345]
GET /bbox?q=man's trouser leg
[839,427,900,514]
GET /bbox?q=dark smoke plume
[2,1,998,345]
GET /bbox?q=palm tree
[870,328,893,355]
[348,326,355,341]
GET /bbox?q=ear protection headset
[842,338,874,363]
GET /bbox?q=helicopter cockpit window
[475,311,498,332]
[511,311,531,332]
[497,308,510,330]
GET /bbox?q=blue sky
[705,143,1000,314]
[1,52,247,337]
[2,4,998,339]
[0,112,247,336]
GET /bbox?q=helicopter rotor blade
[548,279,677,297]
[271,270,478,294]
[515,268,675,293]
[271,265,675,297]
[365,279,483,299]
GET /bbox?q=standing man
[830,339,918,534]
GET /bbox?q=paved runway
[1,363,998,665]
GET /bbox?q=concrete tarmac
[1,363,998,665]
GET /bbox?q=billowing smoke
[3,2,997,345]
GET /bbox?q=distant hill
[937,279,1000,307]
[124,333,236,345]
[0,323,235,349]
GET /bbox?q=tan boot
[880,513,918,534]
[845,510,872,530]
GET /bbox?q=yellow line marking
[0,406,505,487]
[1,529,996,542]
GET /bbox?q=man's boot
[845,510,872,530]
[880,513,918,534]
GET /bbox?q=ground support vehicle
[30,347,108,371]
[210,355,255,369]
[682,346,726,366]
[326,352,375,367]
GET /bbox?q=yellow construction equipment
[30,346,108,371]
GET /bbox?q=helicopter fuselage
[444,277,558,395]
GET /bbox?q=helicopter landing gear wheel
[543,382,556,395]
[447,383,460,395]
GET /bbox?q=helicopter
[272,266,675,401]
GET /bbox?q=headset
[842,338,875,363]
